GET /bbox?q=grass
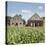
[6,26,45,44]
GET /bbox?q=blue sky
[7,1,45,21]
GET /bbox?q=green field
[6,26,45,44]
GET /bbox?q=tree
[23,19,26,25]
[6,16,11,25]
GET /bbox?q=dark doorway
[16,23,18,26]
[35,22,38,26]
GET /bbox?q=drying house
[10,15,23,26]
[7,13,44,27]
[27,13,44,27]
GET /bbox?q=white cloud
[22,10,31,13]
[38,6,43,10]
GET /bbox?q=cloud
[22,10,31,13]
[38,6,43,10]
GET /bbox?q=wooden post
[31,22,32,27]
[34,23,35,27]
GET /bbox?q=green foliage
[6,16,11,25]
[7,26,45,44]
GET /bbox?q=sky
[7,1,45,21]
